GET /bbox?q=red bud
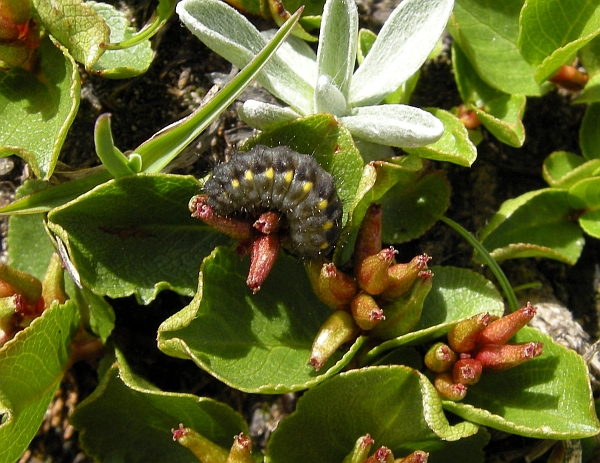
[190,195,254,242]
[447,313,491,353]
[380,254,431,300]
[351,292,385,330]
[434,372,467,401]
[310,310,359,371]
[247,234,280,293]
[475,342,543,371]
[354,203,383,267]
[478,303,536,346]
[452,358,483,386]
[305,259,357,308]
[424,342,457,373]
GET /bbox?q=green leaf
[244,113,364,228]
[448,0,547,96]
[478,189,584,264]
[443,328,600,438]
[7,181,56,278]
[576,36,600,103]
[72,348,248,463]
[47,174,231,304]
[0,37,79,179]
[265,366,482,463]
[452,43,526,147]
[0,301,80,463]
[380,166,450,244]
[87,1,153,78]
[580,103,600,160]
[405,108,477,166]
[518,0,600,83]
[361,266,504,365]
[32,0,110,68]
[158,247,366,393]
[569,177,600,238]
[542,151,600,188]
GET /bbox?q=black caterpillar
[204,145,343,258]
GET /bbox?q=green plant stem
[440,216,519,313]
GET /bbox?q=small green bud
[172,423,229,463]
[342,434,375,463]
[424,342,457,373]
[42,253,67,307]
[478,303,537,346]
[452,358,482,386]
[447,312,491,353]
[433,372,467,401]
[475,342,543,371]
[370,271,433,340]
[356,247,397,295]
[380,254,430,300]
[310,310,359,371]
[0,263,42,307]
[225,433,254,463]
[354,203,383,267]
[351,292,385,330]
[305,259,357,308]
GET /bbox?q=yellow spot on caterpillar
[318,200,328,210]
[265,167,274,179]
[302,182,313,194]
[244,170,254,181]
[284,170,294,184]
[320,243,330,250]
[322,221,334,231]
[231,179,240,188]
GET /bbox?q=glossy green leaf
[244,113,364,227]
[405,108,477,166]
[361,266,504,365]
[88,1,153,78]
[574,72,600,103]
[7,181,55,278]
[0,301,80,463]
[333,156,445,265]
[0,37,79,179]
[448,0,547,96]
[576,36,600,103]
[265,366,482,463]
[72,348,248,463]
[93,114,136,178]
[518,0,600,83]
[47,174,231,304]
[380,166,450,244]
[158,247,366,393]
[569,177,600,238]
[452,43,526,147]
[580,103,600,160]
[478,189,584,264]
[542,151,600,188]
[32,0,109,68]
[444,328,600,438]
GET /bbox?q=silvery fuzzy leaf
[316,0,358,99]
[339,105,444,148]
[314,75,348,116]
[350,0,454,106]
[177,0,315,114]
[238,100,300,130]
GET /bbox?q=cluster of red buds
[0,254,67,347]
[0,0,40,69]
[308,204,433,370]
[172,424,255,463]
[190,195,285,293]
[342,434,428,463]
[425,303,543,401]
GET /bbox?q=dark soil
[10,1,600,462]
